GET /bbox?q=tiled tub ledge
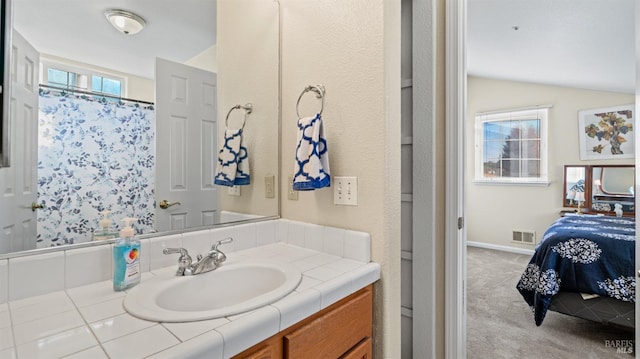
[0,220,380,359]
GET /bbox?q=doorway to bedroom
[464,0,636,357]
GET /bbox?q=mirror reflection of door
[154,58,218,232]
[0,31,39,253]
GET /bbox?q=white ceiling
[11,1,634,92]
[468,0,635,94]
[13,0,216,80]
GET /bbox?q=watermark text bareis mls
[605,340,634,354]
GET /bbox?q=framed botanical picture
[578,104,634,160]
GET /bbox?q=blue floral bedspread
[516,214,635,326]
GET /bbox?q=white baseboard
[466,241,535,255]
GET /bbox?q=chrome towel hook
[225,103,253,128]
[296,84,325,118]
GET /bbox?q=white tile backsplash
[149,234,183,271]
[139,238,151,274]
[65,245,113,289]
[8,252,65,301]
[344,229,371,262]
[256,220,277,246]
[275,219,290,241]
[286,221,306,247]
[304,224,324,252]
[181,229,214,257]
[323,226,345,257]
[223,223,257,251]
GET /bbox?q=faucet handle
[163,247,189,257]
[212,237,233,251]
[163,247,192,276]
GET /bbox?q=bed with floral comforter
[516,214,635,326]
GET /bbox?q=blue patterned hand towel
[293,113,330,190]
[214,127,250,186]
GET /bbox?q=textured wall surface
[217,0,280,218]
[279,1,401,357]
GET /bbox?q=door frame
[445,0,640,356]
[444,0,466,358]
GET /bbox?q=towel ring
[296,85,325,118]
[225,103,253,128]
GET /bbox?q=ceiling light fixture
[105,9,146,35]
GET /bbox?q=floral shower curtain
[37,88,156,247]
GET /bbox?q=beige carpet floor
[467,246,634,358]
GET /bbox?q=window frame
[40,59,127,98]
[474,106,550,185]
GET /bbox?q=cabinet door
[284,288,372,358]
[238,345,271,359]
[341,337,372,359]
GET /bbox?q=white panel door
[0,31,39,253]
[155,58,217,232]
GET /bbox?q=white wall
[466,76,635,250]
[216,0,280,218]
[185,45,217,73]
[278,1,401,357]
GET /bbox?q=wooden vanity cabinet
[234,285,373,359]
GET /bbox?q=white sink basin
[123,260,302,322]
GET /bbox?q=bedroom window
[474,106,550,185]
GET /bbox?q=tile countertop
[0,243,380,359]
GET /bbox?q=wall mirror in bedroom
[0,0,280,256]
[563,165,587,208]
[562,164,635,216]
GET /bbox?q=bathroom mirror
[0,0,280,256]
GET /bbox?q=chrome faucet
[163,237,233,276]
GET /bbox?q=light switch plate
[228,185,241,196]
[265,175,275,198]
[334,176,357,205]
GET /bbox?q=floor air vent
[512,230,535,245]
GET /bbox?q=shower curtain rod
[39,84,155,105]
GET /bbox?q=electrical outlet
[334,176,358,205]
[265,175,275,198]
[287,176,298,200]
[228,185,241,196]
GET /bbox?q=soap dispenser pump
[92,210,118,241]
[113,217,141,291]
